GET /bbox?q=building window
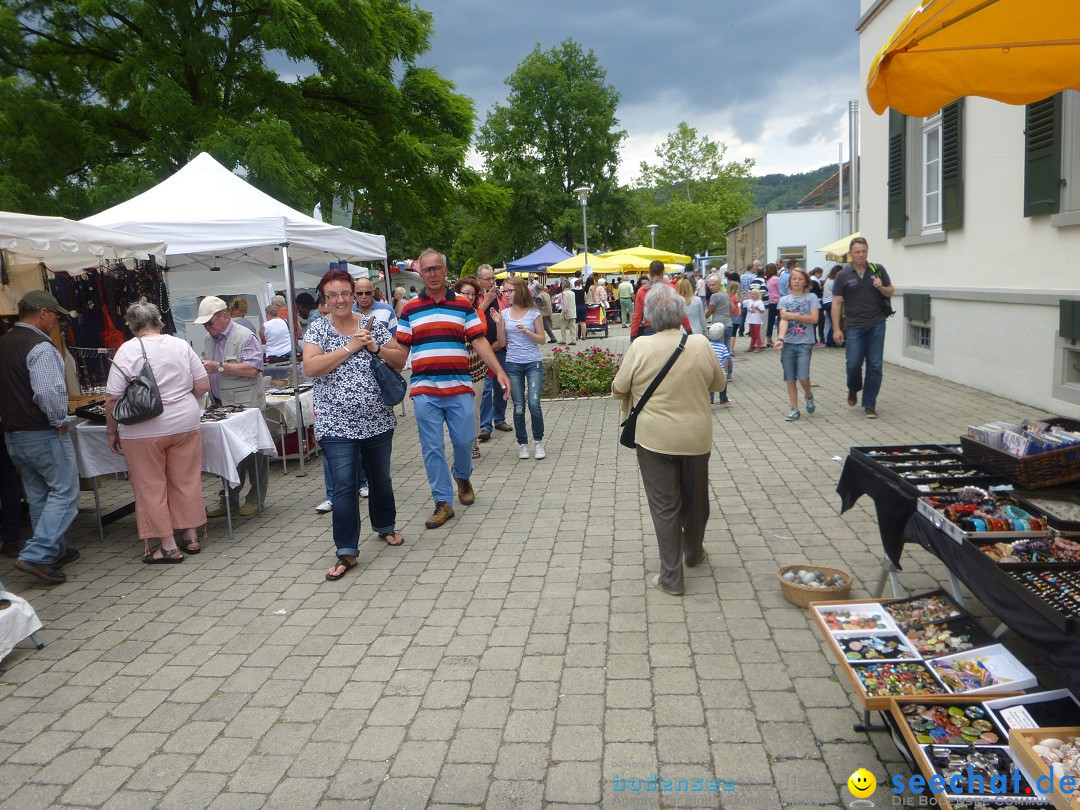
[909,323,932,350]
[922,113,943,232]
[777,246,805,266]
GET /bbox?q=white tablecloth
[70,408,277,487]
[0,591,43,662]
[265,389,315,434]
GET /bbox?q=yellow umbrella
[817,232,861,262]
[494,269,509,280]
[603,245,693,265]
[596,251,652,271]
[867,0,1080,116]
[545,252,624,275]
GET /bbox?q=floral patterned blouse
[307,316,396,441]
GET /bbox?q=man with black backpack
[831,237,894,419]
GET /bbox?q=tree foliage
[635,122,755,255]
[0,0,476,246]
[474,39,633,263]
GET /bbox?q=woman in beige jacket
[612,283,726,595]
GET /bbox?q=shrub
[552,346,621,397]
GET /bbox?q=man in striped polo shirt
[397,249,510,529]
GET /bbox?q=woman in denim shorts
[772,267,820,421]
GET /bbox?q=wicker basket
[960,418,1080,489]
[777,564,854,608]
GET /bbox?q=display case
[1009,728,1080,810]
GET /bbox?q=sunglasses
[354,291,374,296]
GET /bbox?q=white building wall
[765,210,848,271]
[858,0,1080,417]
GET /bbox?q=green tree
[0,0,475,244]
[636,122,755,255]
[476,39,633,261]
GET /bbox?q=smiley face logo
[847,768,877,798]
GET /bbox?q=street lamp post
[573,186,592,270]
[646,224,658,249]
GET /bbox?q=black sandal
[379,532,405,547]
[178,526,206,555]
[325,556,358,581]
[143,546,184,564]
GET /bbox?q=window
[909,324,932,350]
[1026,91,1080,225]
[922,113,943,232]
[888,101,964,239]
[777,247,805,266]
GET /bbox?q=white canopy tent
[0,211,167,314]
[84,152,389,473]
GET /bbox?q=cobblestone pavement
[0,325,1054,808]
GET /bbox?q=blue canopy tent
[506,241,572,275]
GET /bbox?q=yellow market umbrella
[603,245,693,265]
[546,252,624,275]
[596,251,652,271]
[494,269,509,280]
[867,0,1080,116]
[817,232,861,262]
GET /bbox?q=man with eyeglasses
[397,250,509,529]
[195,295,269,517]
[475,263,512,439]
[353,277,398,336]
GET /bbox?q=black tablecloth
[903,511,1080,694]
[836,453,918,568]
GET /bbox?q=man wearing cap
[0,291,81,584]
[194,296,269,517]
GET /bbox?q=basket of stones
[777,564,854,608]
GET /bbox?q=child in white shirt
[745,289,766,351]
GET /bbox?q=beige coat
[612,329,725,456]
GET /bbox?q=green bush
[553,346,621,396]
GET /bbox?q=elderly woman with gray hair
[105,300,210,563]
[612,283,726,596]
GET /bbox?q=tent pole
[382,259,392,302]
[281,244,306,475]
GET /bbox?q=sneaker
[650,574,684,596]
[785,408,800,421]
[865,407,879,419]
[454,476,475,506]
[314,499,333,514]
[805,395,816,414]
[359,486,369,498]
[519,444,530,459]
[425,501,455,529]
[534,441,546,460]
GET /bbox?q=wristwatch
[218,363,224,373]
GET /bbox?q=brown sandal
[325,556,357,581]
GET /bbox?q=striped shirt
[397,288,485,397]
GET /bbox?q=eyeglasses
[420,264,445,274]
[354,291,374,297]
[324,291,352,301]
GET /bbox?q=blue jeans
[4,430,79,566]
[319,430,396,558]
[505,361,545,445]
[414,393,475,505]
[480,348,508,430]
[845,320,887,409]
[321,442,366,502]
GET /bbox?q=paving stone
[431,763,491,804]
[546,761,602,804]
[494,743,549,781]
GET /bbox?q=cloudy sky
[416,0,865,184]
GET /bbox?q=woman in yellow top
[612,284,726,596]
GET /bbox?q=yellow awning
[602,245,693,266]
[867,0,1080,116]
[545,253,625,275]
[817,232,861,262]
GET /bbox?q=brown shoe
[494,422,513,432]
[239,500,260,517]
[865,408,879,419]
[425,501,455,529]
[14,558,66,584]
[847,391,858,407]
[477,429,492,442]
[206,500,236,518]
[455,477,475,506]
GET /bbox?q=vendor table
[264,389,316,472]
[837,449,1080,696]
[70,408,277,541]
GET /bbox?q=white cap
[194,296,229,324]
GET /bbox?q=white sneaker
[359,486,369,498]
[534,441,546,460]
[314,499,333,513]
[518,444,530,459]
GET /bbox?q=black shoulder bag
[870,263,895,318]
[361,316,408,406]
[113,338,164,425]
[619,333,687,449]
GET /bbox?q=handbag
[112,338,164,425]
[368,351,407,406]
[619,333,687,449]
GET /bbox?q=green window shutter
[905,293,931,323]
[1061,300,1080,341]
[1024,94,1062,217]
[941,100,964,231]
[887,109,907,238]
